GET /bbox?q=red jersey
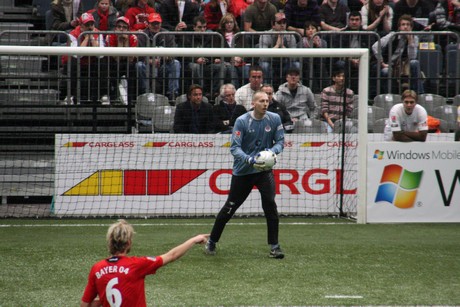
[81,255,164,307]
[106,33,138,47]
[124,5,156,31]
[203,2,223,31]
[62,26,102,65]
[228,0,249,18]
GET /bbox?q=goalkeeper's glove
[246,153,265,171]
[246,155,257,165]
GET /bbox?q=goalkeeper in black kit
[205,90,285,259]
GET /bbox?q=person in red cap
[68,12,103,49]
[106,17,137,48]
[147,12,162,23]
[124,0,156,31]
[60,12,109,104]
[106,16,138,103]
[136,12,181,99]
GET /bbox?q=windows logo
[375,164,423,209]
[373,150,384,160]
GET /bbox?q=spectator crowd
[47,0,460,136]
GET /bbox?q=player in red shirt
[80,219,209,307]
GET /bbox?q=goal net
[0,45,369,221]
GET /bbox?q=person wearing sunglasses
[258,12,300,87]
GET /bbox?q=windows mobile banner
[367,142,460,223]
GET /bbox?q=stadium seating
[44,9,52,30]
[134,93,171,132]
[0,88,59,104]
[419,43,443,93]
[32,0,51,18]
[153,105,176,133]
[418,93,446,115]
[314,93,321,107]
[0,1,37,22]
[292,118,327,133]
[333,118,358,133]
[134,94,156,133]
[138,92,170,107]
[453,94,460,107]
[372,118,388,133]
[432,105,458,132]
[352,95,359,110]
[438,118,449,133]
[0,23,36,48]
[0,0,14,8]
[373,93,401,114]
[366,106,386,133]
[350,107,358,119]
[445,44,459,92]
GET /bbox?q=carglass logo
[375,164,423,209]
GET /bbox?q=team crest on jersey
[265,125,271,132]
[234,130,241,138]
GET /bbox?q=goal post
[0,46,369,222]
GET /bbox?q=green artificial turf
[0,218,459,306]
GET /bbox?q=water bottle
[383,118,392,141]
[457,106,460,125]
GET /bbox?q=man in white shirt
[235,65,264,110]
[384,89,428,142]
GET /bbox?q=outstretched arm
[160,234,209,265]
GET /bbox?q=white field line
[0,222,355,228]
[325,295,364,299]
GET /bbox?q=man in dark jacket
[262,84,294,133]
[50,0,83,31]
[173,84,215,133]
[392,0,434,31]
[285,0,321,37]
[335,11,377,93]
[213,84,247,133]
[158,0,200,31]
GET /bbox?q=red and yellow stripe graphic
[63,169,206,196]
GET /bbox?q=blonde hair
[106,219,135,255]
[401,89,417,102]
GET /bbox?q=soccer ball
[255,150,277,170]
